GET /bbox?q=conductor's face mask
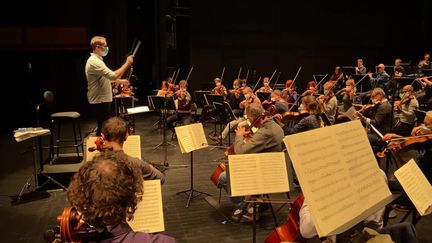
[102,46,109,57]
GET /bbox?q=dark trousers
[90,102,112,136]
[378,222,418,243]
[166,113,192,132]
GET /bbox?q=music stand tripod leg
[176,151,210,207]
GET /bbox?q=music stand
[151,95,176,150]
[352,74,371,92]
[113,96,135,117]
[212,102,236,147]
[194,90,211,109]
[256,92,271,101]
[204,94,224,136]
[414,109,426,123]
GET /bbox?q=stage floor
[1,112,431,243]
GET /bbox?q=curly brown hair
[67,152,143,228]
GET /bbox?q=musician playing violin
[101,117,165,182]
[256,76,273,93]
[211,78,228,98]
[301,81,318,97]
[393,85,419,136]
[262,90,289,115]
[157,80,174,96]
[166,80,193,134]
[281,95,321,135]
[228,79,245,118]
[67,152,174,243]
[317,81,338,124]
[217,103,284,222]
[281,79,298,104]
[355,88,392,151]
[382,110,432,183]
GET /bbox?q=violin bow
[354,74,368,87]
[220,66,225,83]
[245,69,250,81]
[315,73,328,88]
[268,69,278,83]
[237,67,243,80]
[173,68,180,85]
[252,76,262,92]
[289,66,302,89]
[272,71,282,90]
[185,66,194,83]
[171,69,177,81]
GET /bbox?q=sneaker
[241,206,260,223]
[232,209,245,222]
[209,134,222,143]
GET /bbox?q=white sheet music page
[129,180,165,233]
[283,120,392,237]
[228,152,289,197]
[86,135,141,162]
[175,123,208,153]
[394,159,432,216]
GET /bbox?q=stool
[49,111,84,161]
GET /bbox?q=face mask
[216,82,221,87]
[399,92,406,99]
[264,83,269,87]
[244,93,250,99]
[371,98,377,104]
[271,97,276,102]
[324,90,329,96]
[242,83,246,87]
[233,85,239,89]
[309,86,315,90]
[102,46,109,57]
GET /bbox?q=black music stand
[204,94,224,135]
[151,95,176,150]
[256,92,271,101]
[194,90,211,109]
[212,102,237,147]
[352,74,371,92]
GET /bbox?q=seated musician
[368,64,391,93]
[355,88,392,151]
[281,95,322,135]
[394,58,405,77]
[101,117,165,183]
[262,90,289,115]
[317,81,338,125]
[355,58,367,74]
[301,81,318,97]
[67,152,175,243]
[382,110,432,183]
[200,78,228,122]
[328,66,345,90]
[256,76,273,93]
[217,102,284,222]
[166,80,193,134]
[299,170,418,243]
[416,52,431,76]
[210,86,260,143]
[336,78,357,113]
[281,79,299,104]
[157,80,173,96]
[415,76,432,105]
[393,85,419,136]
[228,78,245,118]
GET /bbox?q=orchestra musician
[317,81,338,124]
[382,110,432,183]
[256,76,273,93]
[228,79,245,118]
[301,81,318,97]
[355,58,367,74]
[217,102,284,222]
[368,64,391,92]
[100,117,165,182]
[281,79,298,104]
[394,58,405,77]
[417,52,431,76]
[328,66,345,90]
[280,95,322,135]
[393,85,419,136]
[166,80,193,135]
[85,36,133,136]
[67,152,175,243]
[209,87,260,144]
[415,76,432,105]
[263,90,289,115]
[200,78,228,122]
[355,88,392,151]
[157,80,174,96]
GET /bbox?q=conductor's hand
[235,125,247,137]
[126,55,134,66]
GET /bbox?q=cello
[264,194,306,243]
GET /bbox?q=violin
[88,136,113,152]
[280,110,309,122]
[264,195,306,243]
[44,207,104,243]
[353,101,380,114]
[394,94,414,110]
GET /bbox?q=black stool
[49,111,83,161]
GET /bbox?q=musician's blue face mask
[102,46,109,57]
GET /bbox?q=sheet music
[394,159,432,216]
[129,180,165,233]
[174,123,208,153]
[343,106,358,121]
[228,152,289,197]
[127,106,150,114]
[14,128,50,142]
[86,135,141,161]
[283,120,392,237]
